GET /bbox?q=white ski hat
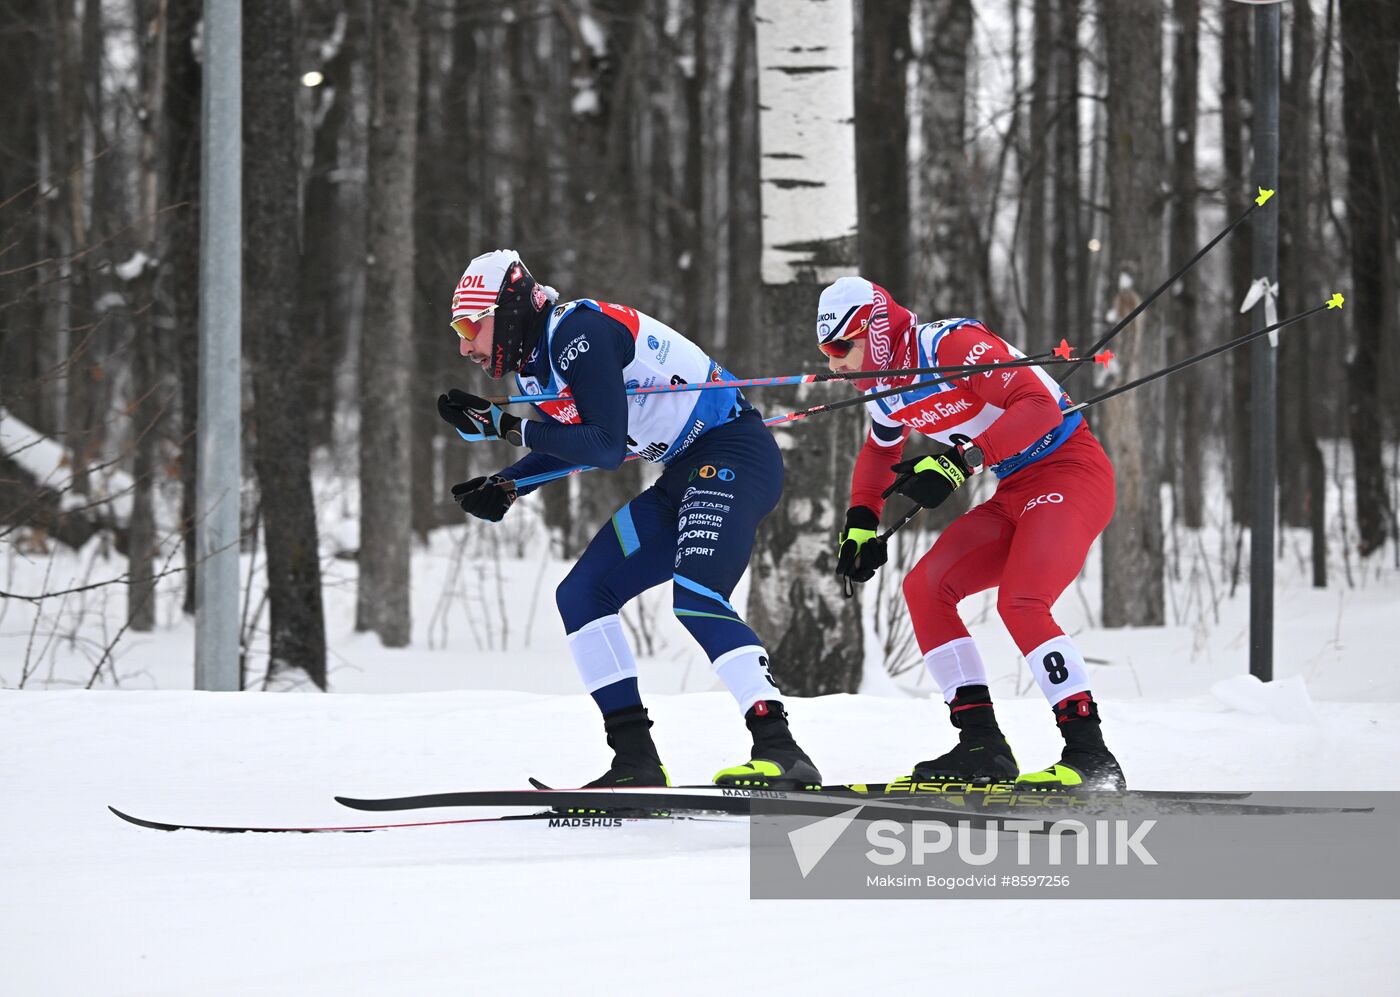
[451,249,521,322]
[815,275,876,347]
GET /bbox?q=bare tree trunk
[298,2,360,453]
[729,0,763,344]
[1100,0,1166,628]
[0,0,44,428]
[1222,0,1253,526]
[411,0,447,543]
[855,0,911,302]
[356,0,419,646]
[1339,0,1398,557]
[1168,0,1203,527]
[127,0,164,633]
[697,0,742,351]
[749,0,863,695]
[915,0,974,318]
[245,0,329,686]
[1279,0,1327,590]
[163,0,202,616]
[53,0,97,499]
[1023,0,1053,347]
[127,264,160,632]
[1051,0,1084,355]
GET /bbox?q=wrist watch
[959,443,984,473]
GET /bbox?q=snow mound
[1211,674,1319,725]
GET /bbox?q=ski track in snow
[4,458,1399,992]
[3,689,1400,995]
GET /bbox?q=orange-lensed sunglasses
[451,304,498,341]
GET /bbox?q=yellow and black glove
[835,505,888,597]
[882,446,974,510]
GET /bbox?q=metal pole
[1249,2,1280,683]
[195,0,242,690]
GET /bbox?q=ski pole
[1060,292,1342,416]
[506,352,1109,490]
[1060,185,1276,388]
[873,292,1344,544]
[880,185,1280,541]
[484,350,1075,406]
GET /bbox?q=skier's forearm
[523,414,628,469]
[850,424,907,514]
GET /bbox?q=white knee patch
[923,637,989,703]
[1025,635,1093,706]
[566,615,638,693]
[711,645,779,714]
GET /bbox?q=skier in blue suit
[438,249,821,790]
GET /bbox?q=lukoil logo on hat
[815,276,876,346]
[452,249,520,321]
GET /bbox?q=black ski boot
[1017,692,1127,792]
[910,685,1018,785]
[584,706,671,788]
[713,701,822,790]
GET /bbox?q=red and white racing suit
[852,318,1114,707]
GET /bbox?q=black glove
[835,505,888,597]
[882,447,972,510]
[437,389,524,446]
[451,474,518,522]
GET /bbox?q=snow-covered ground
[4,463,1400,993]
[4,689,1400,995]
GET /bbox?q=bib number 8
[1042,651,1069,685]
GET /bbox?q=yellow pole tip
[1326,292,1345,310]
[1255,187,1276,206]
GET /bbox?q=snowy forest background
[1,0,1398,695]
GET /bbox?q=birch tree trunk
[356,0,418,646]
[748,0,863,695]
[1099,0,1166,628]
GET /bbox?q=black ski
[526,776,1251,802]
[337,785,1370,819]
[107,805,734,834]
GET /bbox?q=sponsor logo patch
[1023,492,1065,514]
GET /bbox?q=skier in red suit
[818,276,1125,790]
